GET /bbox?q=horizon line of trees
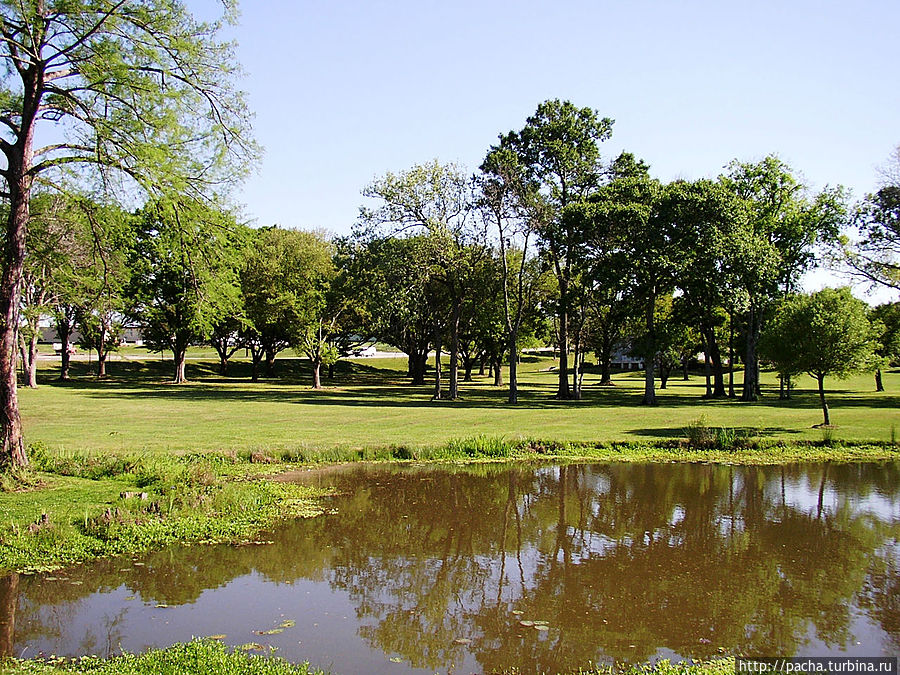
[17,101,900,426]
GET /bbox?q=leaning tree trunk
[0,67,38,469]
[817,374,830,426]
[0,177,31,469]
[26,332,38,388]
[702,327,727,398]
[875,369,884,392]
[312,358,322,389]
[571,336,582,400]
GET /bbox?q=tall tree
[721,156,846,402]
[360,160,481,400]
[842,147,900,291]
[760,288,879,426]
[286,231,340,390]
[340,234,436,385]
[479,146,546,403]
[494,100,613,399]
[129,199,242,384]
[240,226,320,381]
[670,179,741,398]
[0,1,255,468]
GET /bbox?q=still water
[2,462,899,673]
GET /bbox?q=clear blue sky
[195,1,898,249]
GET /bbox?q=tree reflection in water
[3,462,899,673]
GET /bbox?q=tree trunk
[448,301,461,400]
[97,350,107,378]
[26,333,38,388]
[312,359,322,389]
[728,310,736,397]
[493,354,503,387]
[56,315,74,382]
[571,339,582,400]
[173,346,187,384]
[703,338,712,398]
[251,353,261,382]
[817,374,830,426]
[0,572,17,659]
[0,69,37,470]
[875,369,884,392]
[741,306,761,401]
[478,354,486,377]
[0,204,27,466]
[702,326,726,397]
[508,335,519,404]
[328,362,335,379]
[642,294,657,406]
[682,355,690,381]
[556,282,570,400]
[432,325,442,400]
[659,361,670,389]
[264,346,276,377]
[413,351,427,386]
[462,357,474,382]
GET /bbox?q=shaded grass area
[2,639,732,675]
[19,356,900,455]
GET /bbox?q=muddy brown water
[2,462,899,673]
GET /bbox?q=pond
[2,462,899,673]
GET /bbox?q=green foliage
[240,227,335,378]
[870,301,900,364]
[842,145,900,290]
[0,0,257,196]
[1,638,322,675]
[129,199,244,372]
[761,288,879,381]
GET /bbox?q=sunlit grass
[19,353,900,454]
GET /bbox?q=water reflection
[4,462,899,673]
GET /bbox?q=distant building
[39,324,144,346]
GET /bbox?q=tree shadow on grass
[34,360,900,412]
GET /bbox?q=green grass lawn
[19,352,900,454]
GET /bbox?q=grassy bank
[3,435,899,574]
[2,639,732,675]
[0,447,328,574]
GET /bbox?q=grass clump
[682,416,750,451]
[0,638,324,674]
